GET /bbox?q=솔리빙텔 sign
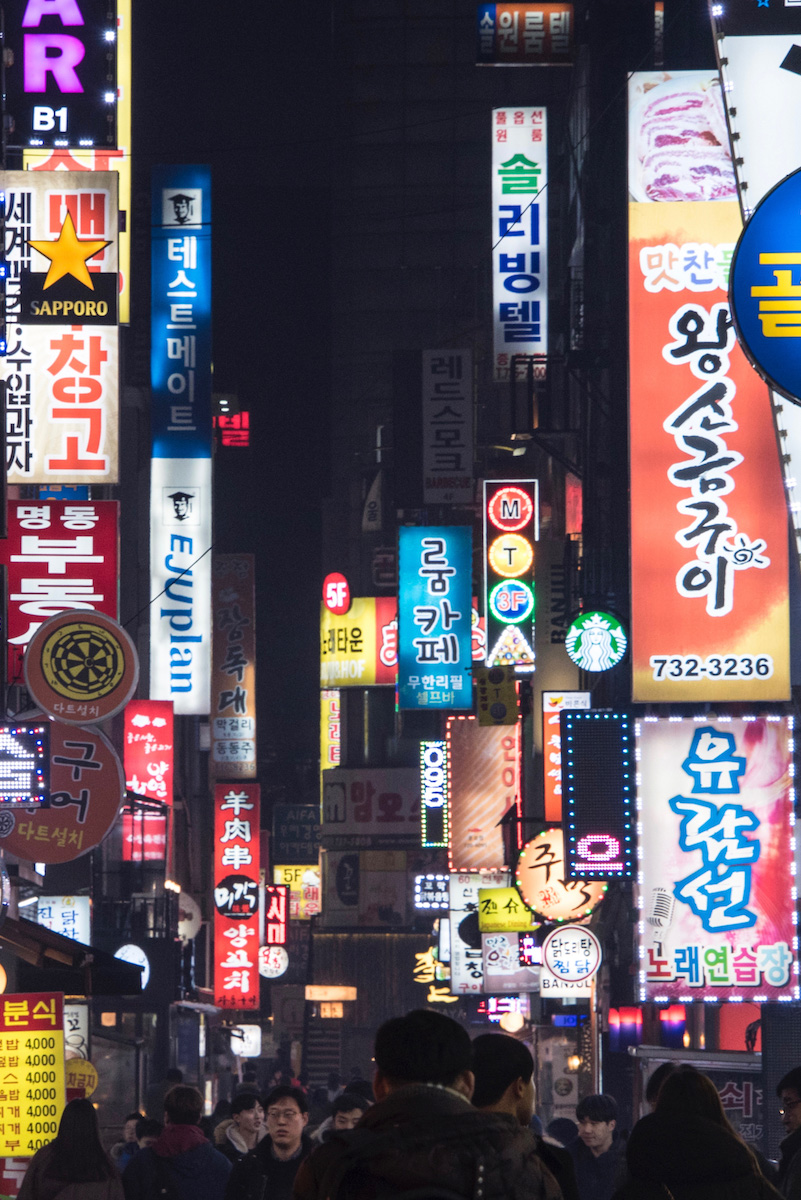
[638,716,798,1001]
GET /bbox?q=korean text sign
[629,201,789,700]
[211,555,256,778]
[214,784,260,1010]
[1,500,118,686]
[4,0,116,149]
[0,992,66,1158]
[492,107,547,379]
[321,768,420,850]
[398,527,472,710]
[448,717,520,871]
[477,4,573,64]
[422,351,473,505]
[320,597,397,687]
[123,700,174,805]
[449,871,508,993]
[3,172,119,484]
[637,717,798,1001]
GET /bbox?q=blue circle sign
[489,579,534,624]
[730,167,801,403]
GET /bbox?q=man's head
[575,1094,617,1157]
[263,1086,308,1157]
[778,1068,801,1135]
[231,1093,264,1136]
[123,1112,141,1142]
[164,1085,203,1127]
[331,1092,369,1131]
[373,1010,474,1102]
[135,1118,162,1149]
[471,1034,535,1126]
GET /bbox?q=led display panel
[561,711,634,880]
[420,740,449,848]
[4,0,117,149]
[483,480,537,670]
[637,716,798,1002]
[0,723,48,804]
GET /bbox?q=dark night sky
[133,2,332,788]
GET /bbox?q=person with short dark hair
[135,1118,162,1149]
[472,1033,579,1200]
[225,1085,312,1200]
[19,1098,123,1200]
[569,1094,626,1200]
[311,1092,371,1145]
[777,1067,801,1198]
[293,1009,562,1200]
[122,1084,231,1200]
[218,1094,266,1164]
[111,1112,143,1171]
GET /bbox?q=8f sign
[5,0,118,148]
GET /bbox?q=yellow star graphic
[28,211,110,291]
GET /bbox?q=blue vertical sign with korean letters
[398,527,472,710]
[149,166,213,715]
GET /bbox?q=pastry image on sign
[24,611,139,724]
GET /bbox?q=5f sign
[6,0,118,149]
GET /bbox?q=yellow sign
[273,865,321,920]
[478,886,538,932]
[65,1058,98,1096]
[305,986,357,1002]
[488,534,533,578]
[0,992,66,1157]
[320,598,396,687]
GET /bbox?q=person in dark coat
[122,1084,231,1200]
[225,1086,312,1200]
[472,1031,579,1200]
[293,1009,562,1200]
[568,1094,626,1200]
[612,1065,782,1200]
[19,1098,123,1200]
[777,1066,801,1199]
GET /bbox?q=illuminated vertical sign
[638,716,798,1002]
[483,480,538,670]
[398,527,472,710]
[264,884,288,945]
[4,0,117,149]
[123,700,174,804]
[542,691,590,823]
[1,499,118,686]
[628,72,789,702]
[150,166,212,715]
[2,172,119,485]
[447,716,520,871]
[37,896,90,943]
[211,555,256,778]
[562,710,634,880]
[213,784,260,1010]
[24,0,133,323]
[320,690,341,772]
[419,740,449,848]
[492,106,547,380]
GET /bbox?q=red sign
[1,501,118,687]
[0,721,123,863]
[122,810,167,862]
[323,573,351,615]
[124,700,174,804]
[214,784,260,1010]
[264,884,288,945]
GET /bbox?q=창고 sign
[24,609,139,724]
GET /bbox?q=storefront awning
[1,916,143,996]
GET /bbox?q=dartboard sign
[24,610,139,724]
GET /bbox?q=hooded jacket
[218,1122,269,1165]
[122,1124,232,1200]
[293,1083,562,1200]
[611,1113,783,1200]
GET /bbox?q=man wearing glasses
[225,1086,312,1200]
[777,1069,801,1199]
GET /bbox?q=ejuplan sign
[149,165,212,715]
[2,171,119,484]
[637,716,798,1002]
[4,0,117,149]
[398,526,472,710]
[492,107,547,380]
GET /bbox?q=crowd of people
[13,1012,801,1200]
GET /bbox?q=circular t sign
[323,573,350,615]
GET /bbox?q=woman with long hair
[18,1098,123,1200]
[613,1066,782,1200]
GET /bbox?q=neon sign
[562,710,634,879]
[6,0,118,149]
[483,480,538,670]
[419,740,449,848]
